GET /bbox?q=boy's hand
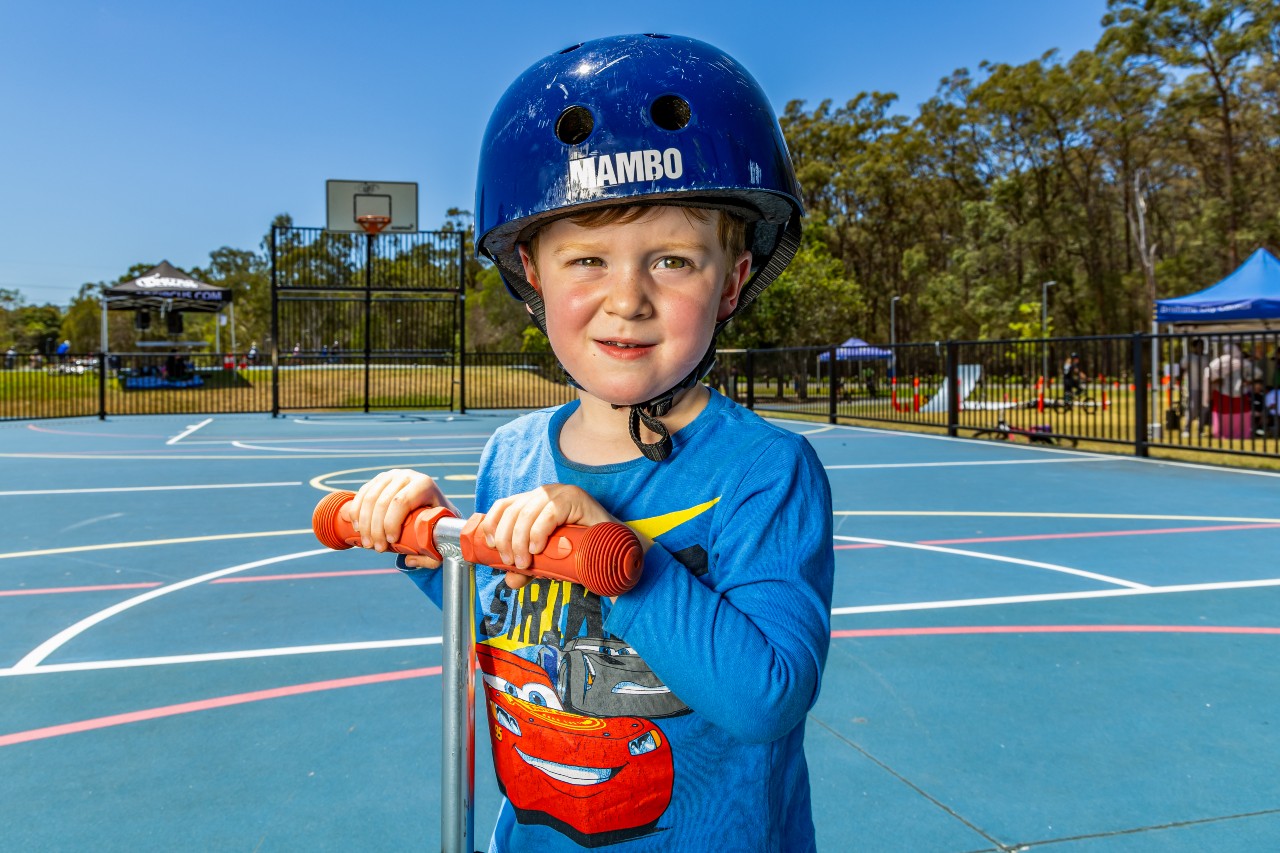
[480,484,631,591]
[345,468,455,569]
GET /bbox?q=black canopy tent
[100,261,232,351]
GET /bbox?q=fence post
[270,226,280,418]
[827,346,838,423]
[946,341,960,437]
[1132,332,1149,457]
[363,233,373,414]
[745,349,756,410]
[98,351,107,420]
[457,231,467,414]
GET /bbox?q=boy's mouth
[600,340,647,349]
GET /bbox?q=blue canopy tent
[1156,248,1280,330]
[816,337,894,387]
[817,337,893,362]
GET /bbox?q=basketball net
[356,214,392,235]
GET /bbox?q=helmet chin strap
[611,342,717,463]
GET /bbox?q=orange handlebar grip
[311,491,643,597]
[459,519,642,597]
[312,490,457,561]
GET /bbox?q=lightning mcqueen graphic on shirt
[477,642,678,845]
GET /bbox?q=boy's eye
[573,257,604,268]
[658,257,689,270]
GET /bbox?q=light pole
[1041,280,1056,383]
[890,296,900,349]
[890,295,900,379]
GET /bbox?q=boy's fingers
[372,471,419,551]
[504,571,533,590]
[490,500,520,567]
[352,477,385,549]
[526,501,566,559]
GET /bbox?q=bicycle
[1049,384,1098,415]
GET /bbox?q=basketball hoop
[356,214,392,234]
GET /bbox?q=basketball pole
[100,294,108,357]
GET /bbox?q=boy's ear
[717,250,753,322]
[517,244,541,293]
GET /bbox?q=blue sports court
[2,411,1278,850]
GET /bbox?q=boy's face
[519,206,751,408]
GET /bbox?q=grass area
[6,365,1278,472]
[0,364,576,418]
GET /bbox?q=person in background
[1179,338,1208,435]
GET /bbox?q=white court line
[8,549,329,673]
[832,576,1280,615]
[231,441,485,454]
[778,417,1280,478]
[0,637,441,677]
[0,529,313,561]
[167,417,212,445]
[0,452,484,461]
[0,482,300,497]
[825,457,1107,470]
[180,433,497,445]
[62,513,125,533]
[833,535,1148,589]
[835,510,1280,523]
[306,464,480,493]
[9,577,1280,677]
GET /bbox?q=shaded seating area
[100,261,231,389]
[1156,248,1280,438]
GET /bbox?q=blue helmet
[475,33,804,333]
[475,34,803,460]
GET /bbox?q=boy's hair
[525,205,749,275]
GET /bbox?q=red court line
[833,625,1280,638]
[0,569,397,597]
[0,666,442,748]
[5,625,1276,749]
[0,583,164,597]
[211,569,400,584]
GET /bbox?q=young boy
[349,34,834,852]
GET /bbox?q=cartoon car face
[486,688,673,840]
[554,637,689,718]
[476,642,675,843]
[476,642,562,709]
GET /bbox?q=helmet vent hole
[558,43,583,54]
[555,106,595,145]
[643,33,671,39]
[650,95,691,131]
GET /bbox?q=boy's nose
[603,268,653,319]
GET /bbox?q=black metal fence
[718,330,1280,461]
[5,331,1279,464]
[270,225,465,412]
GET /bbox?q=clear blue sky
[0,0,1109,308]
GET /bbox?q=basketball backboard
[326,180,419,233]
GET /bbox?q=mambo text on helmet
[568,148,684,192]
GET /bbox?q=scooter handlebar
[311,490,642,597]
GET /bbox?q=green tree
[193,246,269,353]
[467,265,534,352]
[1103,0,1271,268]
[721,226,862,349]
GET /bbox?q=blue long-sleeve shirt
[406,389,834,852]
